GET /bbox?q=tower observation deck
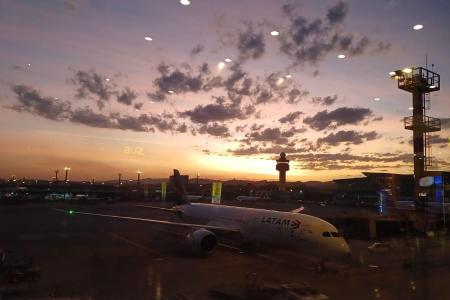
[390,66,441,209]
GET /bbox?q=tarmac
[2,201,450,299]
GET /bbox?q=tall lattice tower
[390,67,441,208]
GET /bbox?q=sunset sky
[1,0,450,182]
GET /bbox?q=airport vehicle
[368,242,391,253]
[54,170,351,264]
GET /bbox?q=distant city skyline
[1,0,449,181]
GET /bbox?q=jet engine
[186,228,217,254]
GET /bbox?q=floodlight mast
[390,66,441,211]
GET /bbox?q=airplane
[53,169,351,268]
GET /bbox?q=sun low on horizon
[1,0,450,182]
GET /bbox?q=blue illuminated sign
[434,176,443,186]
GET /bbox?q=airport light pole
[54,169,59,183]
[137,170,142,185]
[64,167,71,183]
[118,173,122,185]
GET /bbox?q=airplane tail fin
[173,169,189,205]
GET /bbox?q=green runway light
[68,210,74,215]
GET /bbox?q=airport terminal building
[334,171,450,208]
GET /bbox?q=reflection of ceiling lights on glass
[409,107,414,110]
[413,24,423,30]
[217,61,226,70]
[276,78,284,85]
[144,36,153,41]
[105,78,110,82]
[27,63,31,67]
[168,90,174,94]
[285,74,292,79]
[157,112,162,116]
[374,97,381,101]
[270,30,280,36]
[224,58,232,63]
[337,54,346,59]
[149,101,154,104]
[180,0,190,5]
[389,71,396,76]
[430,85,436,89]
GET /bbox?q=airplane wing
[135,205,177,213]
[290,206,305,213]
[52,208,241,233]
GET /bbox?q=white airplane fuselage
[178,203,351,261]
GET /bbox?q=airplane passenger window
[330,232,339,237]
[322,232,331,237]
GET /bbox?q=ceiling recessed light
[224,58,232,63]
[337,54,346,59]
[105,78,110,82]
[217,61,226,70]
[144,36,153,41]
[168,90,174,94]
[285,74,292,79]
[27,63,31,67]
[180,0,190,5]
[270,30,280,36]
[413,24,423,30]
[276,78,285,85]
[149,101,155,104]
[374,97,381,101]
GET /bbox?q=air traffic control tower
[276,152,290,192]
[390,66,441,209]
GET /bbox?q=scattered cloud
[117,87,137,105]
[237,25,265,61]
[70,69,113,108]
[69,106,115,128]
[190,44,205,56]
[303,107,373,131]
[279,111,303,124]
[198,122,230,137]
[10,85,71,120]
[150,63,203,101]
[432,134,449,148]
[279,1,391,65]
[286,88,309,104]
[316,130,379,146]
[326,1,348,24]
[179,96,254,124]
[311,95,338,106]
